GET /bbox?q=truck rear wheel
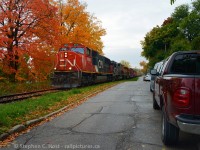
[161,107,179,145]
[153,92,160,110]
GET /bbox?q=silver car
[150,61,164,92]
[143,73,151,81]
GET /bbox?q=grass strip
[0,77,138,135]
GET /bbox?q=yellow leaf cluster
[57,0,106,53]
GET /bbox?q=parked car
[150,61,164,92]
[151,50,200,145]
[143,73,151,81]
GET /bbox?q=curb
[0,89,106,142]
[25,117,45,127]
[0,124,26,142]
[0,133,9,141]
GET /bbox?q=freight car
[51,43,135,88]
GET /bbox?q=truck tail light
[173,88,190,107]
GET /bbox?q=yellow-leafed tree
[140,61,148,74]
[59,0,106,54]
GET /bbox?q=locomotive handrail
[75,55,82,78]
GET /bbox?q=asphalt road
[2,77,200,150]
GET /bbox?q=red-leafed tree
[0,0,59,82]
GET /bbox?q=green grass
[0,91,68,133]
[0,77,138,135]
[125,77,139,81]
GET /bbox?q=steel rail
[0,88,65,103]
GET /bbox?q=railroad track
[0,88,65,103]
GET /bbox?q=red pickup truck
[151,50,200,145]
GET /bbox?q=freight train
[51,43,136,88]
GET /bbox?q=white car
[143,73,151,81]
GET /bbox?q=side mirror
[150,69,157,75]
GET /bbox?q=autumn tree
[59,0,106,54]
[120,60,131,68]
[0,0,59,82]
[139,61,148,74]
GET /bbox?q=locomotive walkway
[2,77,200,150]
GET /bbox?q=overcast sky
[82,0,192,68]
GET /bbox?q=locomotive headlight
[64,52,67,58]
[69,67,72,70]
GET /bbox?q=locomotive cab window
[71,47,84,54]
[86,48,91,56]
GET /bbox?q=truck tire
[150,86,153,92]
[161,107,179,145]
[153,92,160,110]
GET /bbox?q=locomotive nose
[56,51,76,71]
